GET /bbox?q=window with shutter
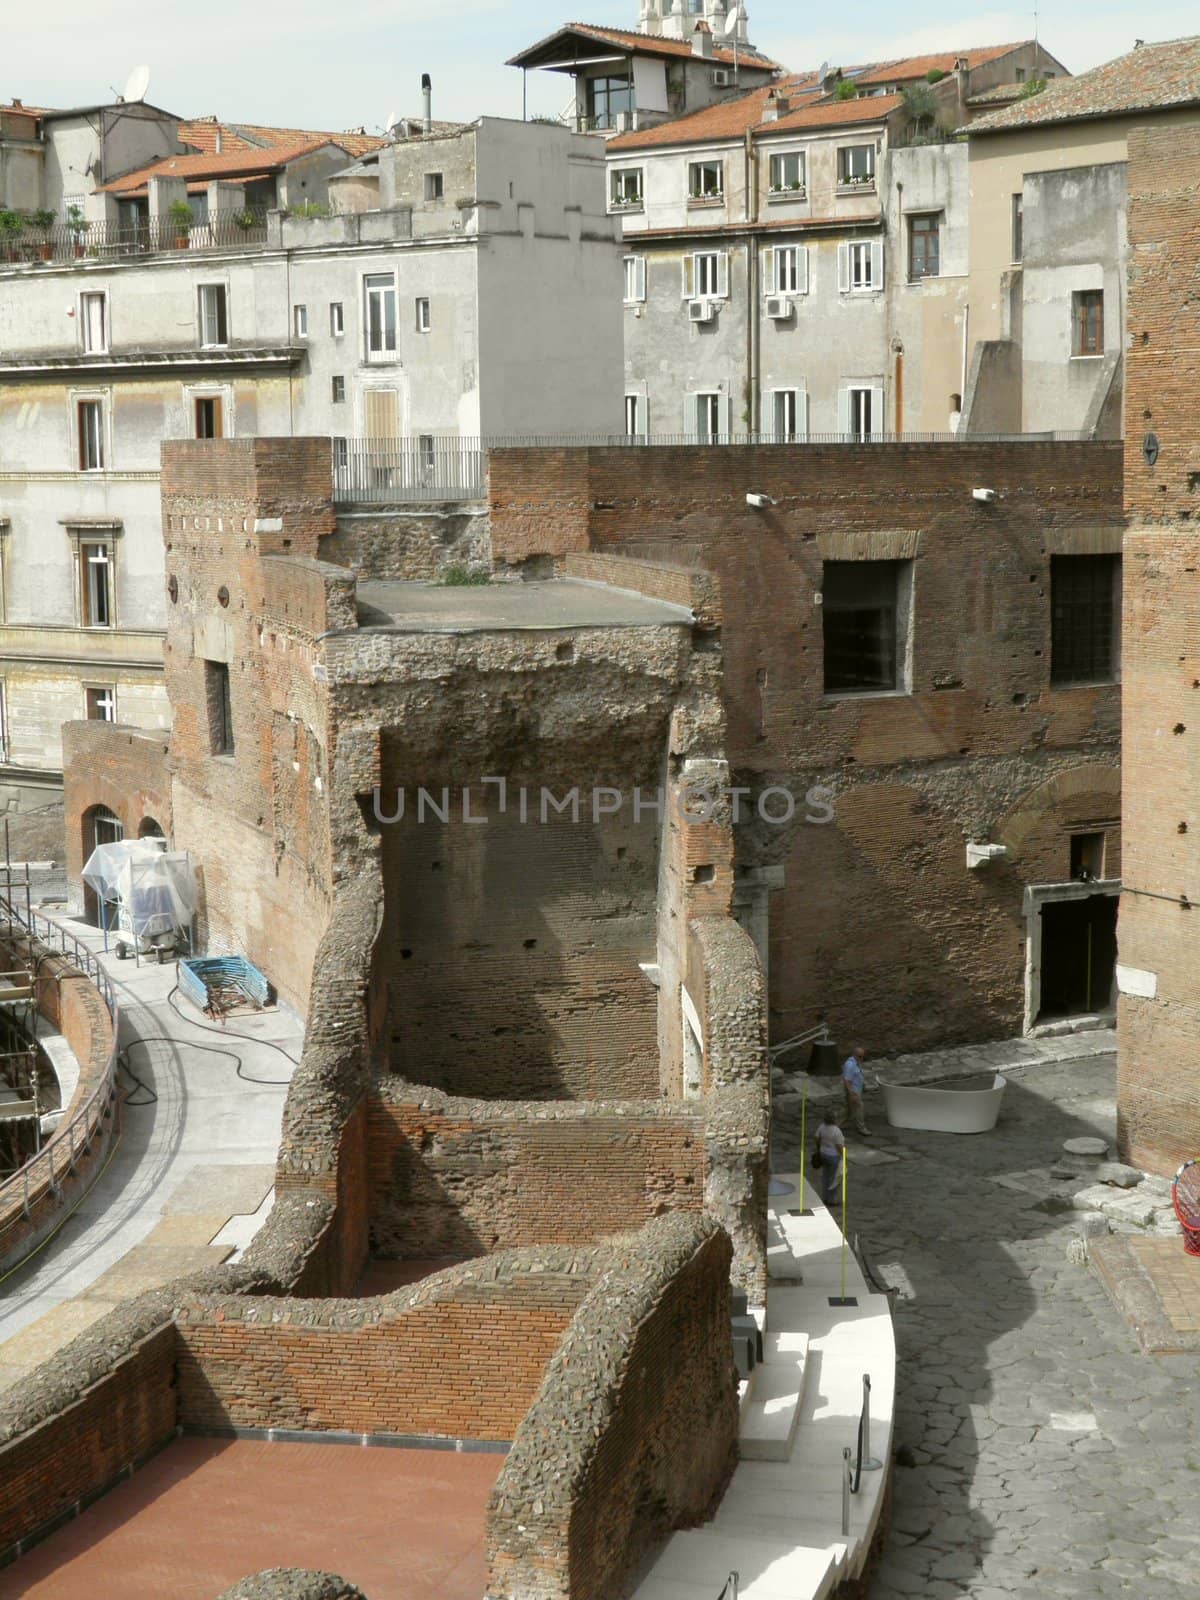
[81,293,107,353]
[716,252,729,298]
[796,246,810,294]
[762,247,776,296]
[682,256,695,299]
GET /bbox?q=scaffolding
[0,840,43,1179]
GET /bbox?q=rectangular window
[1071,831,1106,880]
[1073,289,1104,357]
[776,246,799,294]
[847,385,876,441]
[330,301,345,336]
[1012,193,1024,261]
[772,388,801,441]
[846,241,874,292]
[206,661,234,755]
[1051,554,1121,684]
[424,171,444,201]
[85,684,116,722]
[625,394,641,437]
[823,560,908,695]
[198,284,228,348]
[586,73,633,131]
[691,392,722,441]
[688,160,724,201]
[838,144,875,186]
[77,399,105,471]
[194,396,223,439]
[908,213,940,280]
[333,436,349,473]
[364,273,397,361]
[768,151,806,194]
[80,292,107,353]
[415,297,431,333]
[331,375,346,404]
[611,168,644,208]
[79,541,112,627]
[623,255,646,303]
[417,434,436,474]
[683,251,727,299]
[293,304,308,338]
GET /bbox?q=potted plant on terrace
[66,204,87,257]
[0,210,24,262]
[168,198,193,247]
[33,208,56,260]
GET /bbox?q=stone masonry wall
[487,1214,737,1600]
[490,442,1125,1053]
[1118,118,1200,1171]
[324,505,489,581]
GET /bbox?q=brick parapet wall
[324,506,489,582]
[175,1247,605,1441]
[367,1086,706,1261]
[486,1213,737,1600]
[0,931,118,1275]
[161,438,337,559]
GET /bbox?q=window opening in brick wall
[823,559,910,695]
[1071,831,1106,881]
[1051,554,1121,684]
[206,660,234,755]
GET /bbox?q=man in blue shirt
[842,1044,871,1136]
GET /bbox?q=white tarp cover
[81,839,198,939]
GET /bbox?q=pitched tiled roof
[966,82,1027,107]
[969,34,1200,132]
[509,21,782,72]
[98,138,346,196]
[853,43,1026,85]
[180,119,386,159]
[609,84,902,152]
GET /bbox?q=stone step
[740,1331,808,1461]
[636,1528,842,1599]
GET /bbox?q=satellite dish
[385,108,401,137]
[724,5,742,34]
[124,64,151,103]
[816,60,830,88]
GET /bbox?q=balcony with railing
[0,208,270,269]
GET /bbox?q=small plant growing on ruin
[439,565,489,586]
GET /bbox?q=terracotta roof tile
[179,119,386,159]
[98,137,343,196]
[969,34,1200,132]
[609,85,902,152]
[853,43,1025,85]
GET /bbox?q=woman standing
[815,1115,845,1213]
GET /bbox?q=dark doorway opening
[1038,894,1118,1020]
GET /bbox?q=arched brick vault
[995,763,1122,877]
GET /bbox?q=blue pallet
[179,955,272,1011]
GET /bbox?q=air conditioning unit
[712,68,733,88]
[688,299,717,322]
[765,296,794,320]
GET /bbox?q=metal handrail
[769,1022,831,1063]
[716,1574,739,1600]
[0,209,269,267]
[0,899,119,1224]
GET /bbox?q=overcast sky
[7,1,1198,132]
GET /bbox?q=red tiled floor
[9,1439,501,1599]
[353,1258,468,1297]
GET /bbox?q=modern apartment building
[0,115,622,806]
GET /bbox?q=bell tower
[639,0,750,45]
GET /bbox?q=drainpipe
[746,124,759,434]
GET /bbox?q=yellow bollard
[800,1080,810,1214]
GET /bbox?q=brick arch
[995,763,1121,875]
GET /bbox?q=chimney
[761,88,791,123]
[692,20,713,58]
[215,126,223,153]
[422,73,432,135]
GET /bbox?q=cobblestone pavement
[775,1046,1200,1599]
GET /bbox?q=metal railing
[0,898,120,1228]
[0,209,269,267]
[332,429,1092,504]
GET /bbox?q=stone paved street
[774,1045,1200,1599]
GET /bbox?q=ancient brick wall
[175,1251,601,1441]
[0,1315,177,1555]
[367,1088,705,1259]
[324,505,489,581]
[61,721,172,891]
[487,1214,737,1600]
[161,439,349,1015]
[1117,121,1200,1172]
[491,442,1125,1052]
